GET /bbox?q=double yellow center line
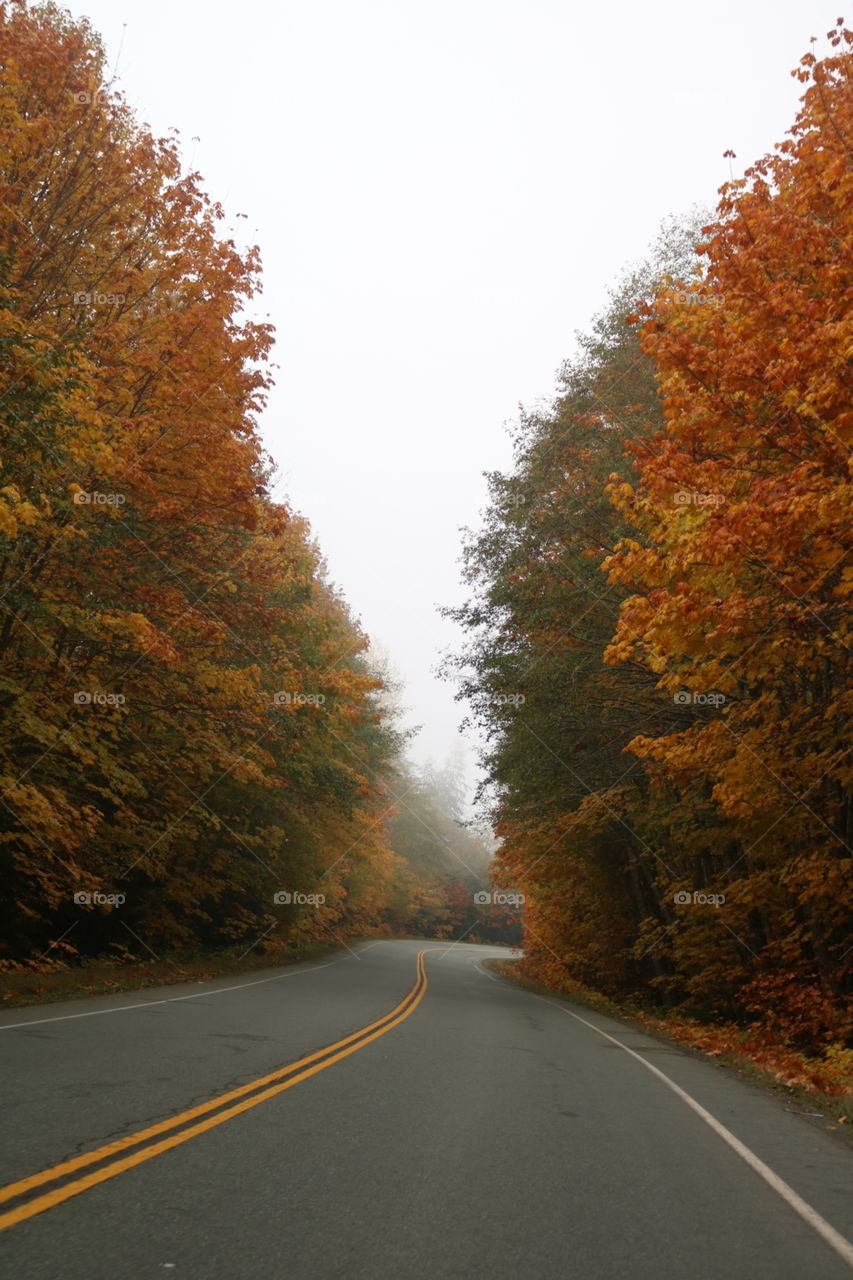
[0,948,431,1232]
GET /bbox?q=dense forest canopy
[0,0,508,969]
[447,23,852,1049]
[0,5,849,1061]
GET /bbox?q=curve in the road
[0,948,432,1233]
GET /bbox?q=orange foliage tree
[0,0,407,965]
[605,22,852,1030]
[451,26,852,1051]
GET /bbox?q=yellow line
[0,951,425,1209]
[0,950,431,1232]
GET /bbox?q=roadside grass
[0,937,366,1009]
[487,956,853,1140]
[0,930,497,1010]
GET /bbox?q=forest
[448,22,852,1056]
[0,3,849,1064]
[0,1,510,976]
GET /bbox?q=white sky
[68,0,841,794]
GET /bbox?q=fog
[69,0,837,797]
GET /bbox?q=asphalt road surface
[1,938,852,1279]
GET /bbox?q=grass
[0,937,363,1009]
[0,930,494,1010]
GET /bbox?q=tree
[0,1,403,966]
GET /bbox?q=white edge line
[0,960,339,1031]
[533,993,853,1271]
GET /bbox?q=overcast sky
[68,0,840,796]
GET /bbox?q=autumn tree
[0,0,403,966]
[604,22,852,1033]
[446,214,708,992]
[450,26,852,1050]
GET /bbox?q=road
[0,938,851,1279]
